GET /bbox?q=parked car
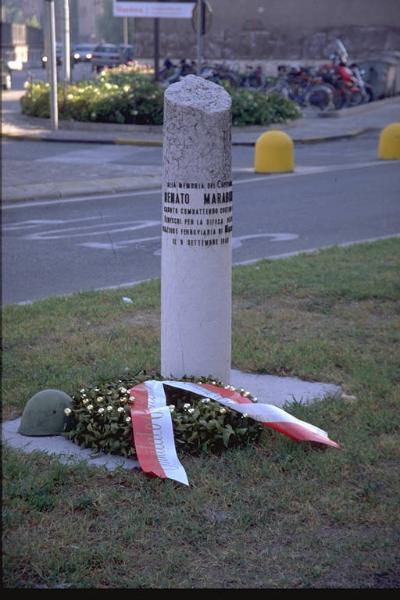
[1,58,12,90]
[72,44,95,64]
[91,43,122,72]
[42,43,63,68]
[119,44,134,63]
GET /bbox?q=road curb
[292,127,379,144]
[114,138,162,146]
[2,180,162,204]
[1,130,98,144]
[2,127,377,147]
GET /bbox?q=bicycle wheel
[306,85,333,110]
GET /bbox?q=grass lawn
[2,238,400,588]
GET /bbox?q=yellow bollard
[254,130,294,173]
[378,122,400,160]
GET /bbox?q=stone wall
[130,0,400,61]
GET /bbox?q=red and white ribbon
[129,380,340,485]
[129,380,189,486]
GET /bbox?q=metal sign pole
[196,0,203,75]
[46,0,58,130]
[154,17,160,81]
[123,16,128,45]
[62,0,71,83]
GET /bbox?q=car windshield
[95,45,118,53]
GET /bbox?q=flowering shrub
[20,81,51,118]
[65,376,264,458]
[21,66,300,127]
[21,72,164,125]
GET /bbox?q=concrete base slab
[2,417,140,471]
[2,371,341,470]
[230,369,342,408]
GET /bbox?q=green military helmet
[18,389,73,436]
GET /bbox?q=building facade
[2,1,400,65]
[128,0,400,61]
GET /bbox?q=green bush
[231,88,301,125]
[21,67,300,126]
[65,375,263,458]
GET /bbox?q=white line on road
[2,216,101,231]
[2,188,161,210]
[13,234,400,306]
[81,235,161,249]
[234,234,400,266]
[23,220,160,241]
[81,232,299,251]
[35,146,157,164]
[233,160,398,186]
[232,232,299,249]
[3,159,397,211]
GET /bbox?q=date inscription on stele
[162,180,233,247]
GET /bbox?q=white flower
[123,85,130,92]
[169,405,175,412]
[183,403,191,409]
[64,408,72,415]
[67,93,74,100]
[94,388,100,392]
[82,398,89,405]
[80,388,86,393]
[117,407,124,413]
[96,396,104,403]
[98,407,105,414]
[125,417,131,423]
[201,398,211,404]
[87,404,93,411]
[119,387,127,394]
[188,408,195,414]
[219,408,227,414]
[106,405,113,412]
[241,413,248,418]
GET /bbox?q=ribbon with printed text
[129,380,340,485]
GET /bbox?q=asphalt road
[3,155,399,305]
[2,128,387,171]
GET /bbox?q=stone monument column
[161,75,232,383]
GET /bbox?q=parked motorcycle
[200,62,242,88]
[308,40,374,110]
[239,64,267,90]
[159,58,197,87]
[349,62,374,103]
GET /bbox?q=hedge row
[21,66,301,127]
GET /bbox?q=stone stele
[161,75,233,383]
